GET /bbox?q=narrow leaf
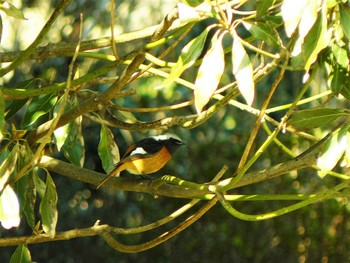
[0,185,20,229]
[61,116,85,167]
[302,3,330,71]
[339,3,350,40]
[98,124,120,174]
[164,27,210,86]
[242,21,281,47]
[256,0,275,19]
[0,89,4,129]
[194,32,225,113]
[0,143,19,191]
[331,67,347,95]
[288,108,349,130]
[0,1,26,19]
[10,245,31,263]
[298,0,321,39]
[317,131,347,178]
[232,34,255,106]
[39,173,58,238]
[21,93,58,128]
[281,0,307,37]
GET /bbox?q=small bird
[96,134,184,189]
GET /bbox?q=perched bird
[96,134,184,189]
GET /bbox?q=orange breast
[123,146,171,174]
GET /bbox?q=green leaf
[256,0,275,19]
[0,185,20,229]
[61,115,85,167]
[339,3,350,40]
[0,1,26,19]
[343,131,350,167]
[317,129,347,178]
[291,2,330,71]
[98,124,120,174]
[332,43,349,69]
[194,32,225,113]
[53,96,76,151]
[164,27,210,86]
[10,245,32,263]
[0,143,19,191]
[16,143,36,229]
[39,172,58,238]
[232,33,255,106]
[242,21,281,47]
[21,93,58,129]
[0,89,4,129]
[0,14,2,43]
[287,108,349,130]
[298,0,321,39]
[5,79,41,121]
[331,67,347,95]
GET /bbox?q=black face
[136,137,184,154]
[163,137,184,154]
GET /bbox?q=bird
[96,134,184,189]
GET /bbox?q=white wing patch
[130,147,147,156]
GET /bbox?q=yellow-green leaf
[317,131,347,178]
[288,108,349,130]
[61,115,85,167]
[242,21,281,47]
[232,34,255,106]
[339,3,350,40]
[10,245,31,263]
[164,27,210,86]
[0,1,26,20]
[194,32,225,113]
[98,124,120,174]
[256,0,275,19]
[0,143,19,191]
[39,173,58,238]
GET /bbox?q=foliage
[0,0,350,261]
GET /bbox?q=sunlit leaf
[317,130,347,178]
[39,172,58,238]
[339,3,350,40]
[0,143,19,191]
[288,108,349,130]
[21,93,58,129]
[61,115,85,167]
[0,1,26,19]
[342,131,350,167]
[0,15,2,43]
[0,185,20,229]
[281,0,307,37]
[53,96,76,151]
[10,245,31,263]
[194,32,225,113]
[178,3,200,20]
[181,0,204,7]
[232,33,255,106]
[291,2,330,71]
[98,124,120,174]
[242,21,281,47]
[298,0,322,39]
[0,89,4,129]
[164,27,210,86]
